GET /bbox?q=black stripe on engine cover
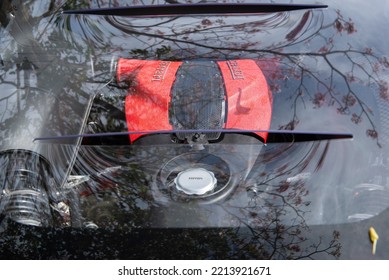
[169,61,225,141]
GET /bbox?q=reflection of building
[17,57,38,88]
[0,0,13,28]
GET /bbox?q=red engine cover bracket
[117,59,182,142]
[217,59,272,141]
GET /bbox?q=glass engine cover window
[1,0,389,259]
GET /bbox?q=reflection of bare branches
[0,0,381,259]
[218,141,339,259]
[219,185,341,259]
[96,7,387,147]
[276,48,386,146]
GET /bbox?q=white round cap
[174,168,217,195]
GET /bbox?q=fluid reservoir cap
[174,168,217,195]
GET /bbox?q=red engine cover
[116,58,272,142]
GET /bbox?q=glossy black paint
[1,0,389,259]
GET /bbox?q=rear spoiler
[34,129,353,144]
[63,3,328,17]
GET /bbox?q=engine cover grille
[170,61,225,141]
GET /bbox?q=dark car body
[1,0,389,259]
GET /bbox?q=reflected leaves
[53,0,389,150]
[0,0,383,259]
